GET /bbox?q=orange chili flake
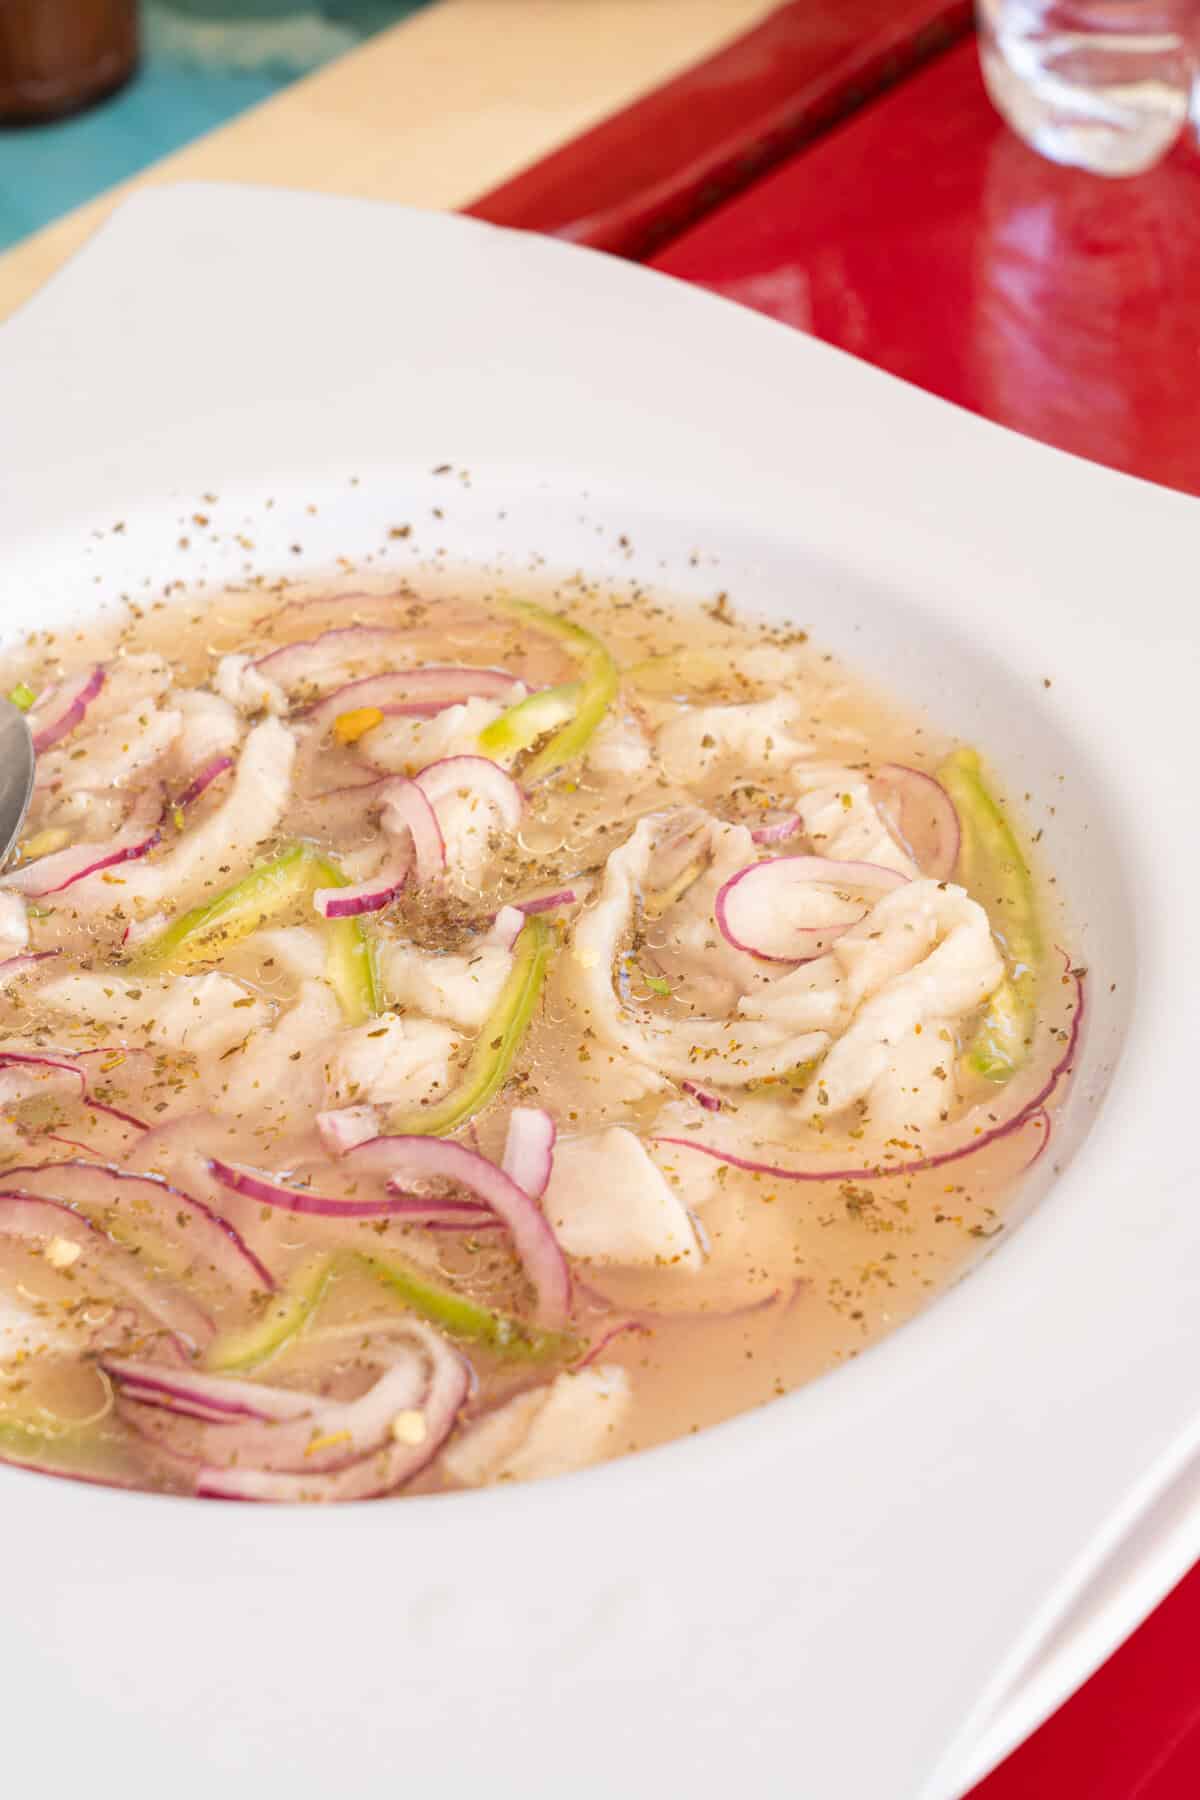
[332,706,384,746]
[305,1429,352,1458]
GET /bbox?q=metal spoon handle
[0,697,36,869]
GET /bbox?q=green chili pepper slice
[361,1252,572,1362]
[477,681,581,759]
[939,748,1042,1081]
[493,598,618,781]
[205,1243,570,1373]
[385,914,550,1136]
[203,1253,334,1373]
[209,1246,569,1371]
[322,915,380,1028]
[7,682,36,713]
[0,1408,121,1477]
[130,843,379,1024]
[132,843,315,971]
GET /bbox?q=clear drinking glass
[977,1,1197,175]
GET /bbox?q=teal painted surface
[0,3,431,253]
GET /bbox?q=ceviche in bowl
[0,570,1081,1504]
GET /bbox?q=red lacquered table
[475,10,1200,1789]
[642,32,1200,1796]
[470,0,971,257]
[652,36,1200,499]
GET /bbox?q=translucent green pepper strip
[322,915,380,1027]
[130,842,379,1024]
[494,598,618,782]
[477,681,581,760]
[938,748,1043,1082]
[7,682,35,713]
[203,1253,334,1373]
[361,1253,573,1362]
[385,914,551,1136]
[208,1247,571,1371]
[132,843,315,971]
[0,1419,40,1452]
[0,1417,109,1479]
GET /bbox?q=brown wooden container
[0,0,139,124]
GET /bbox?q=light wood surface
[0,0,777,320]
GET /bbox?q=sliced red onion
[0,1052,85,1089]
[347,1136,571,1330]
[120,915,160,951]
[208,1156,493,1229]
[486,905,525,951]
[40,1115,147,1163]
[27,665,105,753]
[209,1158,398,1220]
[312,877,406,923]
[0,1058,79,1110]
[2,1161,274,1296]
[750,814,802,846]
[500,1107,556,1200]
[680,1080,723,1113]
[116,1395,247,1434]
[869,765,960,881]
[316,1106,380,1156]
[253,627,409,692]
[413,756,523,832]
[113,1322,437,1474]
[313,776,446,877]
[654,969,1085,1185]
[0,950,59,981]
[655,1102,1045,1189]
[0,1051,148,1131]
[2,798,162,897]
[173,756,234,813]
[40,1134,103,1159]
[102,1356,314,1424]
[514,888,580,916]
[302,772,435,858]
[313,844,412,919]
[714,855,910,963]
[71,1049,154,1131]
[358,1192,496,1227]
[304,666,520,736]
[421,1215,505,1233]
[1021,1106,1053,1172]
[389,1202,499,1228]
[193,1322,469,1502]
[0,1191,213,1345]
[117,1359,420,1470]
[310,774,445,918]
[572,1317,648,1369]
[379,779,444,884]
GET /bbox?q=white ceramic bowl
[1,187,1195,1800]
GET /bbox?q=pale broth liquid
[0,574,1076,1496]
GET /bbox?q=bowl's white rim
[0,185,1194,1800]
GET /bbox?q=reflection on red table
[652,36,1200,1796]
[654,38,1200,499]
[469,0,970,258]
[971,1562,1200,1796]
